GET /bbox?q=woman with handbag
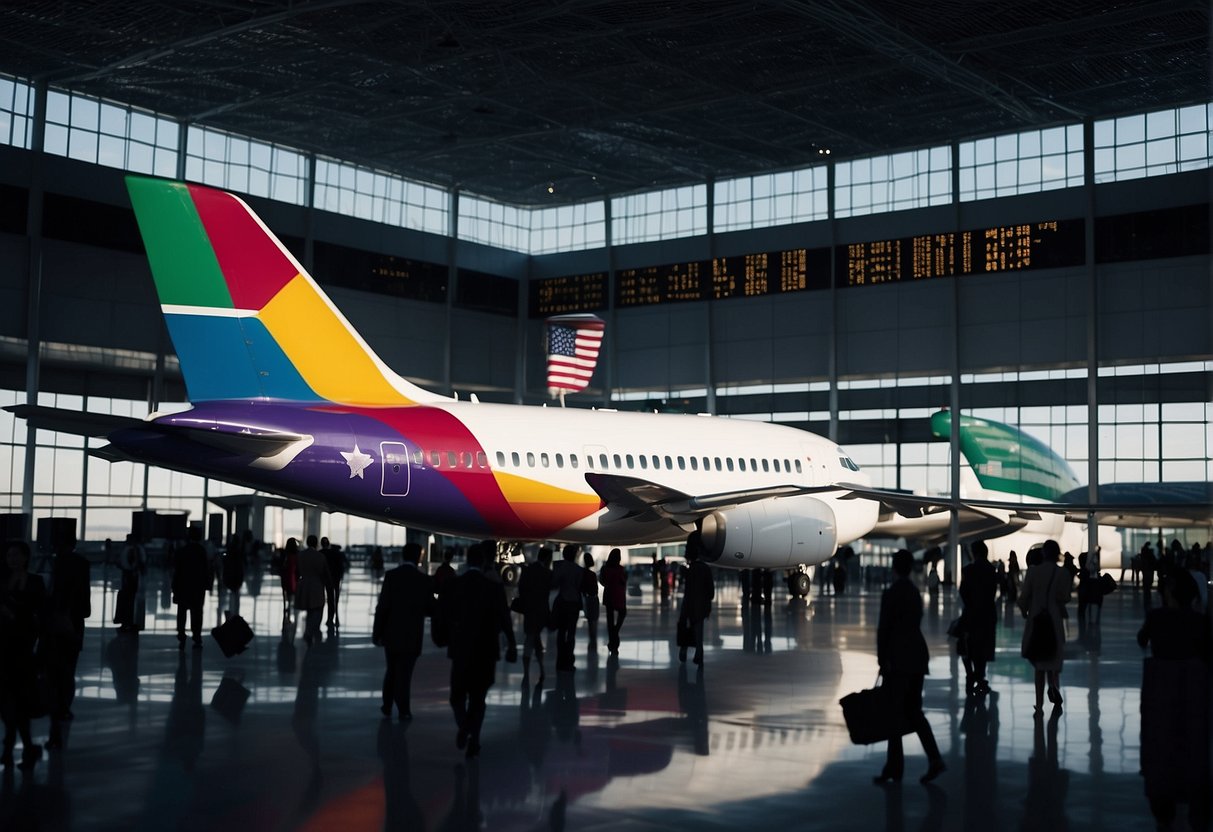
[1018,539,1072,713]
[873,549,945,785]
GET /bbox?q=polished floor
[0,558,1199,831]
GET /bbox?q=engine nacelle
[699,495,837,570]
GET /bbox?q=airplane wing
[6,404,310,461]
[584,472,815,525]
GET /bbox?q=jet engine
[699,495,837,569]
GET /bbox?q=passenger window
[511,451,521,467]
[527,452,536,467]
[413,449,424,465]
[541,453,550,468]
[570,454,579,469]
[612,454,621,469]
[726,458,735,472]
[651,455,660,469]
[784,459,791,471]
[555,453,564,468]
[738,458,747,472]
[625,454,634,468]
[477,451,487,468]
[714,458,722,471]
[639,455,648,470]
[430,450,441,467]
[462,452,473,468]
[690,457,698,471]
[603,454,611,469]
[677,456,686,470]
[665,455,673,469]
[795,459,803,473]
[750,458,757,471]
[495,451,505,467]
[762,459,770,472]
[773,459,781,473]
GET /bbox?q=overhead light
[818,147,832,156]
[547,183,555,194]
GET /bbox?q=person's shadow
[881,781,948,832]
[518,677,551,772]
[547,671,581,746]
[377,719,424,830]
[961,691,999,829]
[1022,707,1068,830]
[291,632,334,819]
[436,763,481,832]
[678,663,709,756]
[277,611,297,676]
[106,633,140,709]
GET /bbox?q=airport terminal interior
[0,2,1210,830]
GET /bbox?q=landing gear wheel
[501,563,521,586]
[791,572,811,598]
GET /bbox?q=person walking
[581,552,600,653]
[599,548,628,656]
[323,538,347,629]
[1018,539,1072,713]
[173,526,209,651]
[278,538,299,613]
[0,541,46,771]
[441,542,517,758]
[550,544,584,672]
[960,540,998,696]
[373,542,433,720]
[114,533,146,633]
[873,549,945,785]
[517,547,553,679]
[678,532,714,666]
[43,534,91,750]
[296,535,332,646]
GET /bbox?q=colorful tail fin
[126,176,445,406]
[931,410,1081,501]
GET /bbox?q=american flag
[546,314,605,397]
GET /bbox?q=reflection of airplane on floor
[866,410,1212,562]
[11,178,1207,575]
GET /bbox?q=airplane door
[380,441,411,497]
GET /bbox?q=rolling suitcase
[211,613,254,657]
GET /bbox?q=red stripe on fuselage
[342,406,530,536]
[188,184,299,310]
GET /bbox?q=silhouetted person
[296,534,331,646]
[221,533,244,614]
[278,537,299,612]
[1006,550,1021,604]
[550,544,583,672]
[518,546,553,679]
[599,548,628,656]
[1138,571,1210,830]
[873,549,945,785]
[374,542,434,720]
[1,541,45,771]
[441,542,517,758]
[678,532,714,666]
[581,553,600,653]
[1141,542,1156,602]
[1018,539,1071,713]
[115,533,146,633]
[322,537,347,629]
[433,548,456,596]
[173,526,209,651]
[960,540,998,696]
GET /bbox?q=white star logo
[341,443,374,479]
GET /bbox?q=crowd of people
[0,526,1207,829]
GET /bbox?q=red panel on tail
[188,184,300,310]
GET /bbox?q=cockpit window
[839,456,860,472]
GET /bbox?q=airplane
[864,410,1212,564]
[10,176,881,572]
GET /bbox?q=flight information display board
[616,246,831,307]
[529,272,608,317]
[838,218,1084,286]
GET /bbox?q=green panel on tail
[931,410,1082,501]
[125,176,233,309]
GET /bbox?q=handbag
[840,676,908,745]
[947,615,969,657]
[1023,569,1058,662]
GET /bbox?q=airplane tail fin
[931,410,1081,501]
[125,176,446,406]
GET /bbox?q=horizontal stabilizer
[6,404,145,437]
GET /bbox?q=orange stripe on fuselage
[260,276,413,406]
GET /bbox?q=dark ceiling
[1,0,1208,204]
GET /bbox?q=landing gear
[500,562,521,585]
[787,569,812,598]
[496,541,525,585]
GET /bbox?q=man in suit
[874,549,945,785]
[373,542,434,720]
[322,537,347,629]
[960,539,998,695]
[44,534,91,749]
[549,544,583,671]
[678,532,715,665]
[442,541,517,758]
[173,526,209,651]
